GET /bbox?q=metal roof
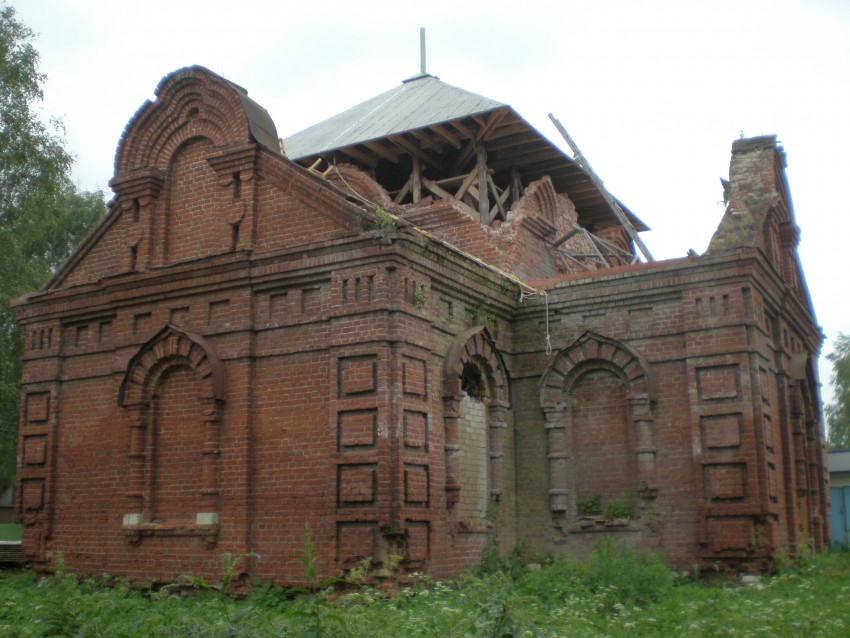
[285,75,504,160]
[283,74,649,232]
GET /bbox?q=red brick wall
[13,68,826,585]
[571,369,634,503]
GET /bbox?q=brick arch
[442,326,510,406]
[119,324,226,408]
[326,164,394,209]
[115,65,277,177]
[539,331,657,513]
[510,176,558,225]
[118,324,226,546]
[442,326,510,507]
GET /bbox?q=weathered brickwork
[12,67,826,585]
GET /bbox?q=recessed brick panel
[628,307,652,335]
[768,462,778,500]
[21,479,45,512]
[22,435,48,466]
[708,517,753,552]
[301,286,322,315]
[268,291,288,323]
[701,413,743,449]
[763,413,775,452]
[704,464,746,501]
[402,356,427,397]
[338,409,377,451]
[404,464,429,506]
[338,356,377,397]
[25,392,50,424]
[696,365,740,402]
[405,520,430,562]
[403,410,429,451]
[207,299,230,325]
[336,522,377,564]
[759,367,770,405]
[337,464,377,506]
[132,312,151,336]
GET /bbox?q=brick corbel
[207,145,260,249]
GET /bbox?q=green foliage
[827,333,850,450]
[372,206,396,232]
[578,495,602,516]
[583,538,672,607]
[0,3,106,490]
[3,550,850,636]
[603,495,634,520]
[412,282,427,312]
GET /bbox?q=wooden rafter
[476,109,508,141]
[454,168,479,201]
[393,136,442,174]
[362,140,399,162]
[449,119,475,141]
[487,178,509,222]
[477,142,489,218]
[409,129,444,153]
[422,177,480,219]
[393,174,413,204]
[431,124,462,149]
[335,146,378,168]
[549,113,654,262]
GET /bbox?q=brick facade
[13,67,826,585]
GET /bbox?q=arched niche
[118,324,226,546]
[441,326,510,510]
[788,351,827,551]
[539,332,656,514]
[110,66,281,270]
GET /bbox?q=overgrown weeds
[2,544,850,636]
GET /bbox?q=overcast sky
[13,0,850,402]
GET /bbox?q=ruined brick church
[13,65,827,584]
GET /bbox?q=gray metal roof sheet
[285,75,505,159]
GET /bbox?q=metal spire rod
[548,113,655,262]
[420,27,426,75]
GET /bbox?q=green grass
[1,543,849,637]
[0,524,21,542]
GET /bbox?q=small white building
[828,450,850,549]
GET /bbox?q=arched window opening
[461,362,486,401]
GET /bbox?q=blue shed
[828,450,850,549]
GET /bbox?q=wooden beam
[477,142,489,220]
[409,129,444,153]
[431,124,462,149]
[486,121,532,141]
[451,139,476,175]
[488,147,562,170]
[487,179,509,222]
[511,169,522,202]
[454,168,479,201]
[487,174,511,223]
[434,174,466,188]
[393,136,442,174]
[393,174,413,204]
[548,113,654,262]
[412,155,422,203]
[333,147,378,168]
[449,119,475,141]
[362,140,399,162]
[476,109,509,141]
[422,177,480,219]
